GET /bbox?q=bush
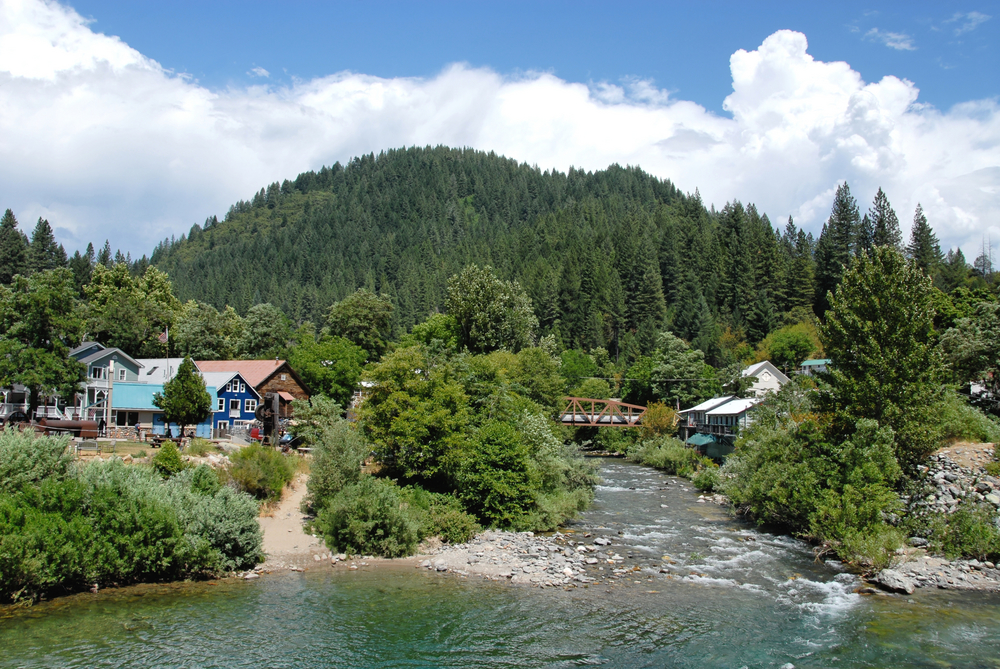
[627,436,710,478]
[937,393,1000,444]
[456,421,535,529]
[0,458,263,601]
[932,501,1000,561]
[186,439,218,457]
[692,466,720,492]
[151,442,186,478]
[0,430,74,494]
[225,444,294,503]
[293,396,368,512]
[314,477,419,557]
[399,486,480,544]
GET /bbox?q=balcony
[229,409,241,419]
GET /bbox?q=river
[3,458,1000,668]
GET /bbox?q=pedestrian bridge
[559,397,647,427]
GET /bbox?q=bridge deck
[558,397,647,427]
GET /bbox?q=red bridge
[559,397,647,427]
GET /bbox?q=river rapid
[3,458,1000,668]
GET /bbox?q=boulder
[908,537,929,548]
[874,569,915,595]
[593,537,611,546]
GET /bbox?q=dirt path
[257,474,328,570]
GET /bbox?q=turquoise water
[3,459,1000,668]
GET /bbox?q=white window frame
[245,399,257,413]
[217,420,228,429]
[92,366,105,380]
[280,374,286,381]
[240,382,246,393]
[118,368,127,381]
[217,398,225,411]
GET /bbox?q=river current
[3,458,1000,668]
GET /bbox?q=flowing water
[3,458,1000,668]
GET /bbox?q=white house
[741,360,789,397]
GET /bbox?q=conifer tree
[0,209,28,284]
[940,248,970,292]
[153,357,212,436]
[746,288,778,345]
[869,188,903,251]
[907,204,943,276]
[855,213,874,255]
[786,228,815,311]
[28,218,65,274]
[814,183,859,314]
[96,240,112,267]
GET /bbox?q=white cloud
[946,11,991,35]
[864,27,917,51]
[0,2,998,264]
[249,66,269,78]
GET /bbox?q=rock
[908,537,929,548]
[986,493,1000,505]
[121,454,133,463]
[875,569,915,595]
[313,554,322,562]
[593,537,611,546]
[244,572,260,580]
[586,557,599,565]
[434,561,448,572]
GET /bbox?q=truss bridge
[559,397,647,427]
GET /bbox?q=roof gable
[741,360,790,384]
[77,347,143,369]
[195,359,307,392]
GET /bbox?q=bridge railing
[558,397,647,427]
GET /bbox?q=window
[245,399,257,413]
[280,374,286,381]
[240,382,246,393]
[217,421,228,429]
[91,366,105,380]
[118,368,126,381]
[217,398,225,411]
[230,399,240,414]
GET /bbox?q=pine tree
[746,288,778,345]
[28,218,64,274]
[814,183,859,314]
[906,204,943,277]
[0,209,28,284]
[855,213,874,255]
[940,248,970,292]
[869,188,903,251]
[152,357,212,436]
[97,240,112,266]
[786,228,815,311]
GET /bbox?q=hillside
[152,145,812,361]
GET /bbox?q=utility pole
[107,359,114,437]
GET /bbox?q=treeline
[145,146,994,367]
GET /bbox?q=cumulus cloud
[0,1,997,262]
[947,11,991,36]
[248,66,269,78]
[864,28,917,51]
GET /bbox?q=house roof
[195,359,293,387]
[800,358,832,366]
[679,396,734,414]
[110,383,219,411]
[706,398,760,416]
[70,341,103,357]
[742,360,790,384]
[133,358,186,384]
[76,347,143,369]
[200,371,261,398]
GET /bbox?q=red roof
[195,360,290,388]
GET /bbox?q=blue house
[110,382,217,438]
[201,372,261,432]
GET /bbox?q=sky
[0,0,998,259]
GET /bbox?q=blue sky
[0,1,997,258]
[68,1,997,114]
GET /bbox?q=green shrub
[838,525,904,572]
[456,421,535,529]
[932,502,1000,561]
[151,442,186,478]
[225,444,294,503]
[0,430,74,494]
[692,466,720,492]
[314,477,419,557]
[937,393,1000,444]
[186,439,218,457]
[626,436,709,477]
[986,462,1000,477]
[295,397,368,512]
[400,486,480,544]
[590,427,636,454]
[0,459,263,601]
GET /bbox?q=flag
[158,329,168,344]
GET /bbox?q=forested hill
[151,145,812,362]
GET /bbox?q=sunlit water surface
[3,459,1000,668]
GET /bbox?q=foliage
[0,429,74,494]
[627,436,712,478]
[313,476,419,557]
[941,301,1000,414]
[225,444,294,503]
[0,457,262,602]
[404,313,460,350]
[172,300,244,361]
[185,438,219,457]
[326,288,394,358]
[0,208,29,284]
[359,345,471,485]
[820,247,946,468]
[648,331,717,408]
[83,262,180,357]
[151,442,186,478]
[755,322,819,372]
[399,486,480,544]
[446,264,537,353]
[0,269,86,413]
[692,466,720,492]
[286,325,366,409]
[638,402,677,439]
[293,396,369,511]
[935,392,1000,444]
[238,303,290,358]
[455,420,535,529]
[153,357,212,434]
[910,501,1000,562]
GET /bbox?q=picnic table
[149,436,183,449]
